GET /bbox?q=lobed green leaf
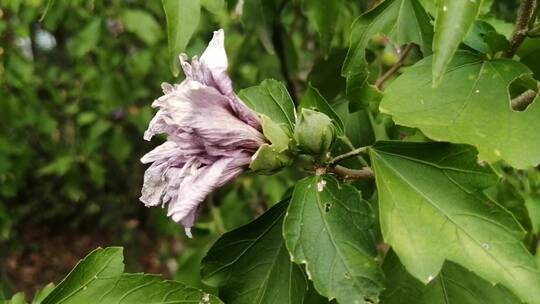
[381,51,540,169]
[371,141,540,304]
[284,175,384,303]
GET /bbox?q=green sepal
[249,144,293,174]
[260,114,291,152]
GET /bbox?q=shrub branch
[504,0,537,58]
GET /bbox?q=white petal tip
[161,82,174,94]
[214,29,224,37]
[143,131,152,141]
[200,29,227,71]
[184,228,193,238]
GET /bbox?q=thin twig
[375,43,415,90]
[504,0,537,58]
[511,89,537,111]
[329,146,369,165]
[329,165,374,180]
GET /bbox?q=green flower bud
[294,108,335,156]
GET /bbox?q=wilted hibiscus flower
[140,29,264,237]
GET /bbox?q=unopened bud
[294,109,335,156]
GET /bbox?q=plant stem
[511,89,537,111]
[273,9,298,102]
[375,43,415,90]
[329,146,369,165]
[504,0,537,58]
[329,165,374,180]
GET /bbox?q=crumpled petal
[179,29,261,130]
[140,29,264,237]
[145,80,265,153]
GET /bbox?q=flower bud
[294,108,335,156]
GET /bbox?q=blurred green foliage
[0,0,288,236]
[0,1,309,295]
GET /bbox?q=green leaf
[419,0,493,16]
[121,9,162,45]
[304,0,343,55]
[32,283,55,304]
[463,21,496,53]
[518,38,540,79]
[42,247,124,304]
[525,194,540,234]
[6,293,26,304]
[284,175,384,303]
[38,155,74,176]
[241,0,275,53]
[380,51,540,169]
[307,49,347,101]
[299,84,344,133]
[432,0,481,84]
[162,0,201,76]
[370,141,540,304]
[66,274,221,304]
[342,0,432,108]
[42,247,221,304]
[67,18,101,58]
[201,201,307,304]
[39,0,56,22]
[334,102,376,148]
[239,79,296,131]
[381,251,521,304]
[201,0,224,14]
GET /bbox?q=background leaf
[201,201,307,304]
[67,18,102,58]
[201,0,224,15]
[370,141,540,304]
[432,0,481,84]
[381,51,540,169]
[120,9,162,45]
[284,175,384,303]
[241,0,276,53]
[162,0,201,76]
[342,0,432,108]
[304,0,343,55]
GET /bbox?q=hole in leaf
[324,203,332,213]
[508,75,538,112]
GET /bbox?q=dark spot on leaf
[324,203,332,212]
[485,201,495,208]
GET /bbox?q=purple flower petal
[140,29,264,237]
[179,30,261,130]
